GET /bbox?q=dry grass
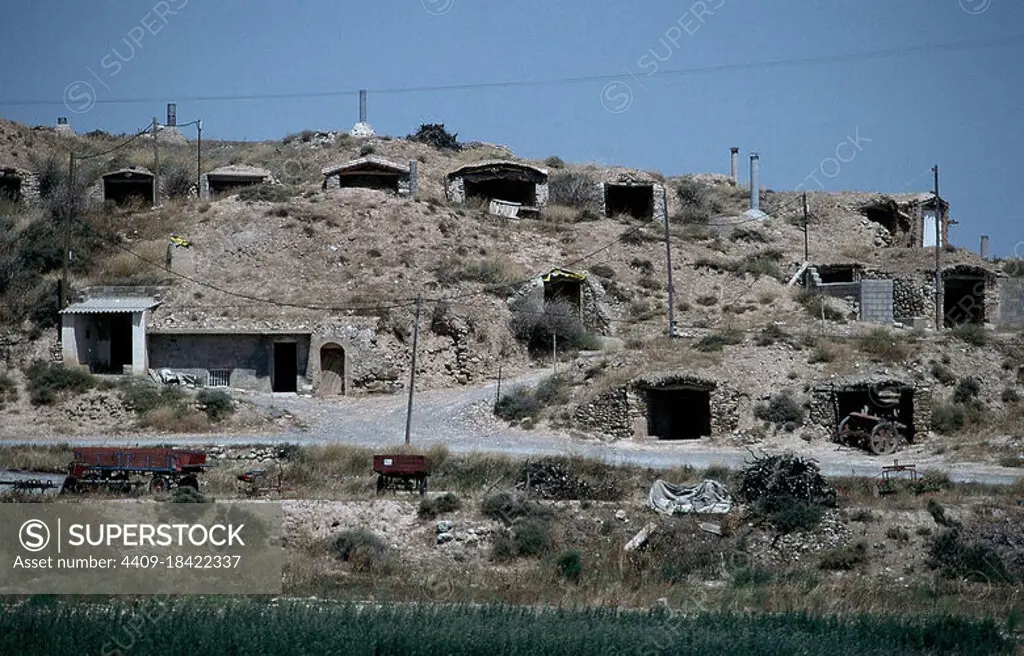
[92,239,170,284]
[138,406,210,432]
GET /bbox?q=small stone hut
[322,156,416,197]
[808,373,931,444]
[200,165,272,200]
[446,161,548,216]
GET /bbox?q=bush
[494,387,541,422]
[119,379,186,415]
[738,453,836,533]
[170,486,209,503]
[589,263,615,279]
[555,550,582,582]
[162,163,194,198]
[857,328,910,362]
[794,290,845,322]
[694,328,743,352]
[819,541,868,571]
[510,298,600,356]
[763,499,824,533]
[1001,387,1020,403]
[930,402,965,433]
[433,255,525,289]
[755,324,787,347]
[953,377,981,404]
[237,183,292,203]
[754,391,805,428]
[196,390,233,422]
[544,156,566,169]
[930,362,957,385]
[0,372,18,409]
[951,323,987,347]
[674,178,718,224]
[24,360,95,406]
[512,518,552,556]
[480,491,543,523]
[330,529,390,572]
[417,497,438,519]
[435,492,462,513]
[408,123,460,151]
[927,529,1014,583]
[548,170,600,210]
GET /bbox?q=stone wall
[572,373,740,440]
[808,376,932,443]
[0,168,40,204]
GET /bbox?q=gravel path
[4,368,1021,486]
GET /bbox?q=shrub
[953,377,981,404]
[170,486,209,503]
[927,529,1013,583]
[738,452,836,533]
[857,328,910,362]
[119,379,186,415]
[534,375,569,406]
[162,163,194,198]
[886,526,911,543]
[737,253,783,280]
[433,256,526,290]
[930,362,957,385]
[408,123,460,151]
[548,170,600,210]
[359,143,375,156]
[510,298,600,355]
[196,390,233,421]
[951,323,987,347]
[435,492,462,513]
[819,541,868,570]
[417,497,438,519]
[494,387,542,422]
[555,550,582,582]
[330,529,390,572]
[930,402,965,434]
[512,518,552,556]
[763,499,824,533]
[480,491,527,522]
[754,391,805,428]
[694,328,743,352]
[0,372,18,409]
[849,509,877,523]
[674,178,718,224]
[237,184,292,203]
[24,360,95,405]
[926,499,961,529]
[1001,387,1020,403]
[794,290,845,322]
[543,156,566,169]
[755,324,787,346]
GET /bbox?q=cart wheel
[150,477,169,493]
[869,423,897,456]
[837,416,853,443]
[179,475,199,490]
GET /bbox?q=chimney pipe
[749,153,760,211]
[730,147,739,183]
[359,90,367,124]
[166,103,176,127]
[980,235,989,259]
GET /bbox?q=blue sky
[1,0,1022,254]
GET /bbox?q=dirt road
[4,370,1021,485]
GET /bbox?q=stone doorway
[944,276,985,326]
[319,344,346,396]
[605,184,654,219]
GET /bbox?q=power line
[4,34,1021,108]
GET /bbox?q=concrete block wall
[999,279,1024,329]
[148,334,311,392]
[860,279,894,324]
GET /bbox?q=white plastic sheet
[647,479,732,515]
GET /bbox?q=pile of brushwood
[738,452,837,533]
[515,459,591,500]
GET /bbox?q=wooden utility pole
[802,192,809,263]
[151,117,160,207]
[196,119,203,192]
[662,192,676,338]
[933,165,941,331]
[404,295,423,446]
[495,362,503,406]
[61,152,75,311]
[552,333,557,374]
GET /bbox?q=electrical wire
[2,34,1021,108]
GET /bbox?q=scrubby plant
[162,162,194,198]
[857,328,910,362]
[543,156,566,169]
[434,492,462,513]
[755,323,787,346]
[930,401,965,434]
[24,360,95,406]
[408,123,460,151]
[819,541,868,571]
[754,391,805,429]
[694,328,743,352]
[589,263,615,279]
[512,518,552,556]
[794,289,845,322]
[494,387,541,422]
[555,550,582,582]
[169,486,209,503]
[1001,387,1020,403]
[237,183,293,203]
[930,362,957,385]
[0,371,18,409]
[330,529,391,572]
[951,323,987,347]
[510,298,600,356]
[196,389,234,422]
[674,177,718,224]
[548,170,600,210]
[953,377,981,405]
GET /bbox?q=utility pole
[802,192,809,263]
[495,362,503,407]
[151,117,160,207]
[404,295,423,446]
[61,152,75,311]
[933,165,941,331]
[552,333,557,374]
[196,119,203,192]
[662,192,676,338]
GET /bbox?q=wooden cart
[373,455,429,497]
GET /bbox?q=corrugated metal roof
[61,297,159,314]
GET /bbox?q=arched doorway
[319,344,346,396]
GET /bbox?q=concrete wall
[999,279,1024,329]
[60,311,147,375]
[860,279,894,325]
[148,333,311,392]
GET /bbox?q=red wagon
[66,447,209,493]
[373,455,429,496]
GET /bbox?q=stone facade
[808,374,932,443]
[0,167,40,204]
[572,373,740,441]
[445,161,549,209]
[597,172,668,223]
[322,156,415,198]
